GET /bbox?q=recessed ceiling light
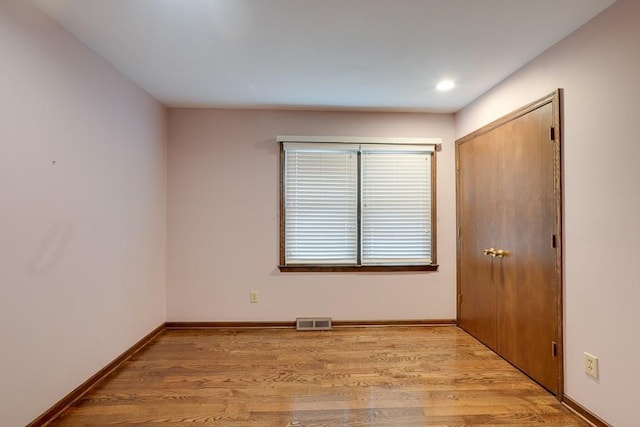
[436,80,455,91]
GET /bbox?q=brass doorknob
[483,248,509,257]
[494,249,506,258]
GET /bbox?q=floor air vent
[296,317,332,331]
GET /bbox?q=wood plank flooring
[50,326,588,426]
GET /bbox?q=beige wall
[456,0,638,424]
[0,2,167,425]
[167,109,456,322]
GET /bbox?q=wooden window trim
[278,264,439,273]
[278,140,439,273]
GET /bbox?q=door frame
[455,90,564,397]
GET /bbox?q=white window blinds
[361,145,432,265]
[282,138,436,267]
[284,143,358,264]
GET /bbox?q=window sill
[278,264,439,273]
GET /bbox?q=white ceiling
[31,0,616,113]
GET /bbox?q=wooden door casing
[456,91,563,396]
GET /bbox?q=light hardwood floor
[51,326,588,426]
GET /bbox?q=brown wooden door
[458,130,499,349]
[457,93,562,395]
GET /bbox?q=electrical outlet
[250,291,258,303]
[584,352,599,379]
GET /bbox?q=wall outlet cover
[584,352,599,379]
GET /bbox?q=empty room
[2,0,638,426]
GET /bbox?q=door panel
[458,131,499,349]
[456,93,562,396]
[495,103,557,392]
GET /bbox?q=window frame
[278,136,439,272]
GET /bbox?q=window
[279,136,439,272]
